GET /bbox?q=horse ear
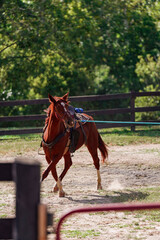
[48,94,56,104]
[62,92,69,102]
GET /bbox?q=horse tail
[98,133,108,163]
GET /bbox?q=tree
[136,54,160,91]
[1,0,160,102]
[135,54,160,120]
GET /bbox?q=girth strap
[79,121,87,145]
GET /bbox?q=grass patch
[0,203,7,207]
[62,229,100,238]
[0,214,7,218]
[0,127,160,155]
[112,221,154,230]
[0,134,41,156]
[0,133,41,140]
[99,126,160,145]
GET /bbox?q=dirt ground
[1,143,160,239]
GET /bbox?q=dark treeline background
[0,0,160,124]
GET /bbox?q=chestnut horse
[41,93,108,197]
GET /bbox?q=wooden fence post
[38,204,47,240]
[130,92,136,131]
[13,157,40,240]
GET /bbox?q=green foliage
[0,0,160,120]
[136,54,160,91]
[94,65,119,94]
[135,54,160,120]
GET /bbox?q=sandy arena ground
[1,143,160,239]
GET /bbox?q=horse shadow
[66,190,149,205]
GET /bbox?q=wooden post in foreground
[13,157,40,240]
[38,204,47,240]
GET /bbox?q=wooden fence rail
[0,91,160,135]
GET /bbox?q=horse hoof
[53,185,59,193]
[97,184,103,190]
[59,191,65,197]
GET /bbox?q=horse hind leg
[87,146,103,190]
[97,169,102,190]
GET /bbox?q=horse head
[48,92,74,128]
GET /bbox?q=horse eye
[56,105,61,111]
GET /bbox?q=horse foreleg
[42,160,65,197]
[53,172,65,197]
[43,156,59,192]
[41,160,53,182]
[53,152,72,193]
[57,177,65,197]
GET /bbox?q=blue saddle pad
[75,108,83,113]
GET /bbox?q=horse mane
[44,107,51,125]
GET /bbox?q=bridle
[54,101,74,129]
[39,101,74,151]
[54,104,68,121]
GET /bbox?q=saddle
[68,105,89,127]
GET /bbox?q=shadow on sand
[66,189,149,205]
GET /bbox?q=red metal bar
[55,202,160,240]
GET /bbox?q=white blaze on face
[61,102,67,113]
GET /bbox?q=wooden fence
[0,91,160,136]
[0,158,53,240]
